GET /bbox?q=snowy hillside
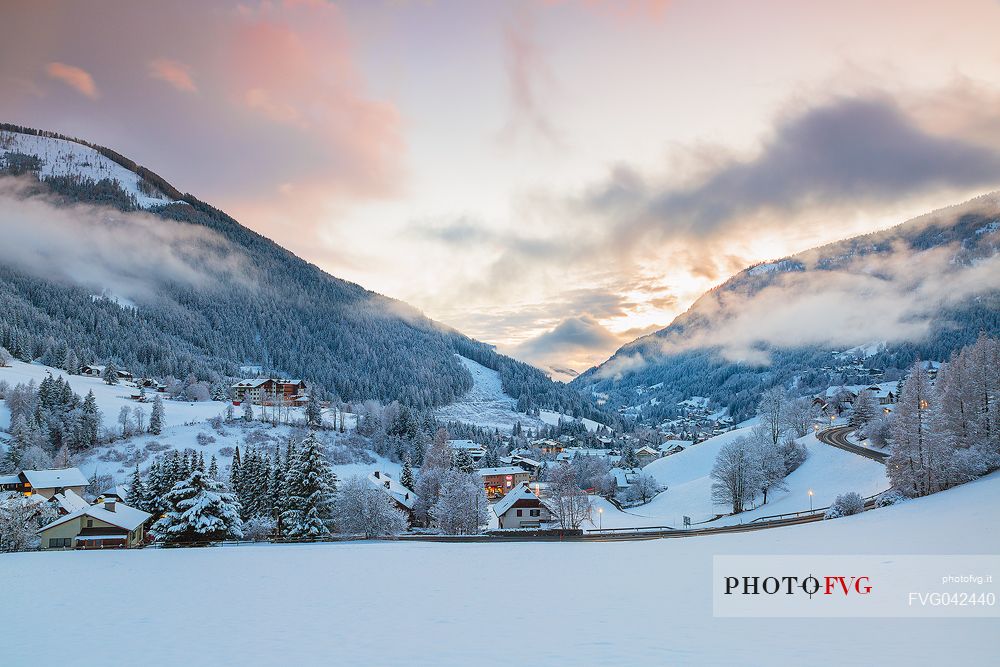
[0,129,179,208]
[0,359,225,432]
[587,426,889,529]
[4,472,997,666]
[435,356,602,433]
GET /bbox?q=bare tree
[710,436,764,514]
[757,387,787,445]
[547,465,592,529]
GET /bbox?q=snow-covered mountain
[574,193,1000,421]
[0,125,604,421]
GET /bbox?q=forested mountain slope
[574,193,1000,422]
[0,125,603,419]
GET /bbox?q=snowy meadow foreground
[5,472,998,667]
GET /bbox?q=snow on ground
[4,472,997,666]
[538,409,602,433]
[0,359,226,432]
[0,130,179,209]
[436,356,600,434]
[586,427,890,530]
[72,419,397,486]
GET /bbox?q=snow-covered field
[0,359,227,432]
[587,427,890,530]
[435,355,601,433]
[4,472,997,666]
[0,359,386,485]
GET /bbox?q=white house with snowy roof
[37,497,151,550]
[368,471,419,519]
[0,467,89,499]
[492,483,552,530]
[447,439,485,462]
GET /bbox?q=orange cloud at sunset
[44,62,98,99]
[149,59,198,93]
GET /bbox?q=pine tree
[63,349,79,375]
[306,392,322,429]
[453,447,476,474]
[151,470,243,543]
[242,400,253,422]
[102,362,119,385]
[230,446,243,501]
[208,455,219,480]
[281,433,335,537]
[79,390,101,450]
[850,389,877,428]
[126,465,147,511]
[149,395,164,435]
[400,458,415,491]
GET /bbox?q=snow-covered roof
[100,484,131,501]
[0,474,20,486]
[491,483,545,518]
[477,466,525,477]
[659,439,692,451]
[38,501,151,533]
[822,382,897,399]
[367,471,418,510]
[52,489,90,513]
[447,439,484,451]
[635,446,659,455]
[21,467,88,489]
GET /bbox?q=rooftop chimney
[104,498,116,512]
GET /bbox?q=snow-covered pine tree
[400,458,414,490]
[102,362,119,385]
[149,395,164,435]
[281,433,336,537]
[208,455,219,480]
[453,447,476,474]
[63,349,79,375]
[126,465,147,511]
[306,392,322,429]
[242,400,253,422]
[850,389,877,428]
[230,445,243,500]
[79,390,101,449]
[151,470,243,543]
[619,444,639,469]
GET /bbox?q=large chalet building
[231,378,308,406]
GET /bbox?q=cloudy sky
[3,0,1000,376]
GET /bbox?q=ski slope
[4,472,997,666]
[586,426,890,530]
[436,356,602,433]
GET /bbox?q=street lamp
[598,506,603,530]
[808,489,814,511]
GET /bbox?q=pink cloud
[149,58,197,93]
[44,62,98,99]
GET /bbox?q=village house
[0,467,88,499]
[447,439,485,462]
[80,365,133,381]
[230,378,307,406]
[532,439,565,455]
[37,497,151,550]
[634,446,660,466]
[492,483,552,529]
[658,440,690,457]
[368,471,419,522]
[478,466,532,499]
